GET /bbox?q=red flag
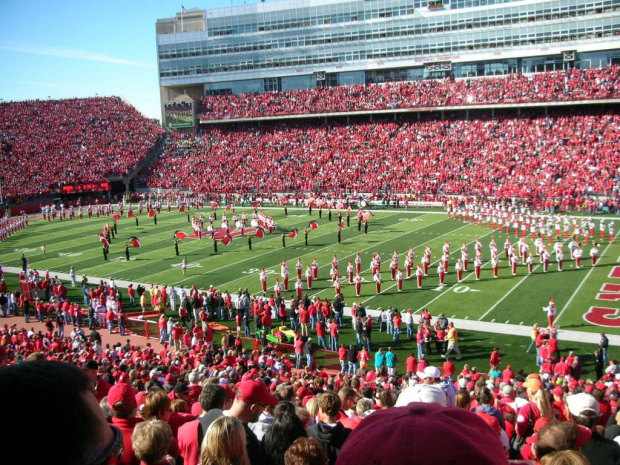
[255,228,265,238]
[148,209,155,218]
[129,236,141,248]
[327,202,335,209]
[279,197,288,204]
[363,211,373,222]
[127,210,134,218]
[288,229,298,239]
[99,236,110,248]
[316,199,325,208]
[174,230,188,239]
[251,201,260,208]
[307,197,316,206]
[336,202,344,210]
[221,236,232,246]
[309,221,319,230]
[178,205,185,212]
[113,213,120,221]
[225,204,232,211]
[210,201,219,208]
[340,221,345,229]
[357,209,364,220]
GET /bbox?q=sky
[0,0,264,120]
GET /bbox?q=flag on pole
[99,236,110,248]
[309,221,319,230]
[221,236,232,246]
[174,230,188,239]
[210,201,219,209]
[251,201,260,208]
[225,204,233,211]
[113,213,120,221]
[182,5,187,13]
[255,228,265,238]
[288,229,298,239]
[129,236,142,248]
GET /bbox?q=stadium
[1,0,620,463]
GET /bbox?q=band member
[390,258,398,280]
[274,279,282,298]
[396,268,404,291]
[347,260,354,284]
[590,243,599,266]
[491,254,499,278]
[416,265,423,288]
[404,255,413,278]
[354,273,363,297]
[260,268,268,293]
[355,252,362,275]
[527,252,535,274]
[374,271,382,294]
[543,298,556,327]
[455,258,464,283]
[542,248,550,272]
[437,263,445,286]
[281,259,290,290]
[306,264,313,289]
[574,244,582,268]
[556,249,564,271]
[333,275,341,295]
[295,277,303,299]
[474,256,482,280]
[422,254,430,276]
[331,254,339,272]
[312,258,319,280]
[296,258,303,280]
[510,254,519,276]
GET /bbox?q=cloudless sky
[0,0,264,120]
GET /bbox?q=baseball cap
[417,366,441,380]
[235,380,278,407]
[107,383,136,410]
[566,393,600,417]
[523,377,543,393]
[395,384,447,408]
[336,402,507,465]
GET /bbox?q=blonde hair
[529,388,553,421]
[539,450,590,465]
[304,397,319,421]
[131,420,172,465]
[200,416,249,465]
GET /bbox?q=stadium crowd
[0,97,164,202]
[1,274,620,465]
[200,66,620,120]
[141,110,620,205]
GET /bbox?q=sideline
[4,267,615,346]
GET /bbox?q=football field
[2,206,619,377]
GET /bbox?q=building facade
[156,0,620,118]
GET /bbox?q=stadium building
[156,0,620,126]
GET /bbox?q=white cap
[395,384,447,408]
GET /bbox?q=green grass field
[1,206,618,378]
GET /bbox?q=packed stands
[141,110,620,204]
[0,97,164,201]
[200,66,620,120]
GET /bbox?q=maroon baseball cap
[336,402,507,465]
[235,380,278,407]
[108,383,136,410]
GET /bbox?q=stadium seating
[200,66,620,120]
[140,110,620,206]
[0,97,164,201]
